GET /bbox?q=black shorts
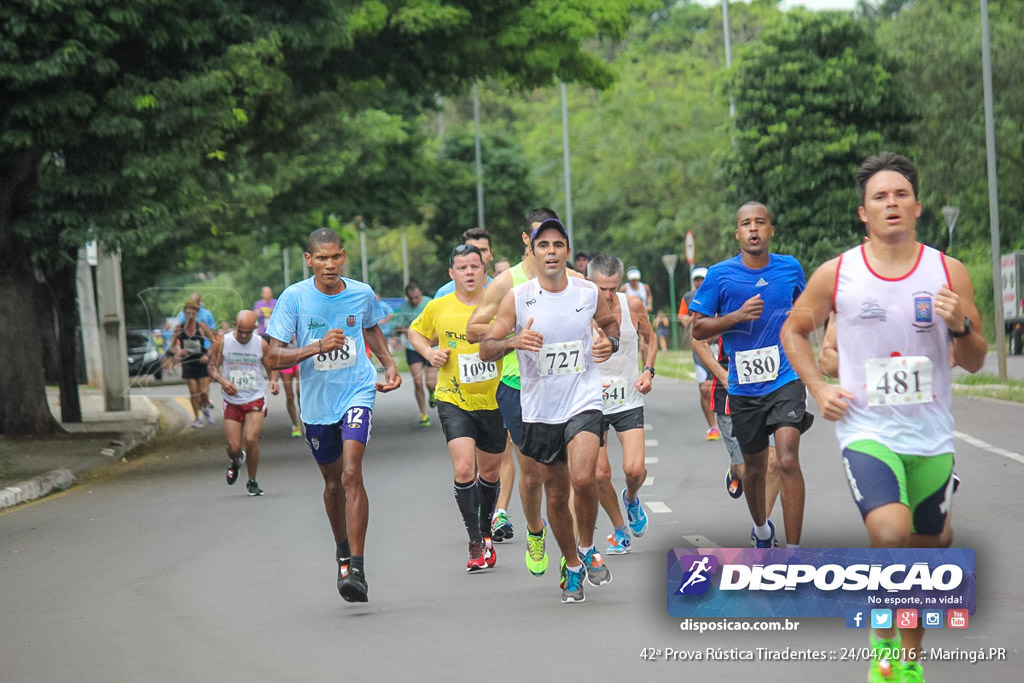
[495,381,523,447]
[180,360,209,380]
[728,380,813,455]
[405,348,428,367]
[602,406,644,434]
[436,401,507,455]
[520,410,604,465]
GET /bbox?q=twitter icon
[871,609,892,629]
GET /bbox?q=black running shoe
[246,479,263,496]
[338,566,369,603]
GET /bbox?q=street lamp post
[662,253,680,350]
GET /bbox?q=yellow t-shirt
[410,292,501,411]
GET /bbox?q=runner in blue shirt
[690,202,813,549]
[266,228,401,604]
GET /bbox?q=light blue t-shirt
[688,253,805,397]
[433,275,493,299]
[266,277,384,424]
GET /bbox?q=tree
[724,9,914,269]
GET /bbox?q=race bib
[865,356,934,407]
[458,352,498,384]
[735,345,780,384]
[540,340,585,376]
[602,377,628,410]
[229,369,258,389]
[312,338,356,371]
[182,339,202,355]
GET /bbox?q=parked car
[127,329,163,379]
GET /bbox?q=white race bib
[735,345,780,385]
[865,356,934,407]
[602,377,628,410]
[539,340,585,376]
[458,352,498,384]
[229,369,258,389]
[312,338,356,371]
[182,339,203,355]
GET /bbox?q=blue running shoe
[578,547,612,587]
[606,528,632,555]
[621,488,648,537]
[750,519,778,548]
[561,565,585,603]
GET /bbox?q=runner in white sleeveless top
[479,217,620,604]
[207,310,280,495]
[620,267,653,315]
[588,254,658,555]
[782,152,986,683]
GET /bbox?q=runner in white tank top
[478,218,621,603]
[782,153,986,682]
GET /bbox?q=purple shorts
[304,407,373,465]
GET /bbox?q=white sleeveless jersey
[514,277,602,424]
[221,331,266,405]
[834,244,954,455]
[623,281,648,307]
[598,293,643,415]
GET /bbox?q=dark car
[127,329,163,379]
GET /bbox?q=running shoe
[606,528,632,555]
[191,418,204,429]
[559,555,567,588]
[868,631,902,682]
[726,468,743,499]
[338,566,369,603]
[706,426,721,441]
[246,479,263,496]
[899,661,924,683]
[525,522,549,576]
[750,519,778,548]
[491,511,514,542]
[467,541,486,572]
[203,405,215,424]
[561,565,585,603]
[225,452,245,486]
[429,390,436,409]
[291,425,302,438]
[418,414,430,427]
[621,487,649,537]
[483,537,497,568]
[578,547,612,587]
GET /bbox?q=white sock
[754,523,773,540]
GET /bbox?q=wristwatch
[949,316,973,338]
[643,366,656,376]
[608,336,620,353]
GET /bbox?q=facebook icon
[845,610,867,628]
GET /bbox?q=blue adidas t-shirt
[689,253,805,397]
[266,277,384,424]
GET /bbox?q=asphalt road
[1,376,1021,682]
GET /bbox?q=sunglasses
[450,243,483,265]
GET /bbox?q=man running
[586,253,657,555]
[690,201,812,549]
[678,267,719,440]
[409,244,505,572]
[266,228,401,604]
[434,227,495,298]
[479,217,619,603]
[781,152,985,683]
[207,310,280,495]
[393,281,436,426]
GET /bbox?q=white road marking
[682,534,723,548]
[644,457,659,464]
[643,477,654,487]
[644,424,653,431]
[645,501,672,514]
[644,439,659,447]
[954,430,1024,466]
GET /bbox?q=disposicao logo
[675,555,718,596]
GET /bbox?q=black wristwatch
[643,366,656,376]
[949,316,973,338]
[608,336,620,353]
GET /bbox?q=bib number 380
[313,338,355,371]
[865,356,933,407]
[540,341,585,376]
[735,345,780,385]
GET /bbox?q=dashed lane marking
[645,501,672,514]
[644,439,658,447]
[644,457,659,464]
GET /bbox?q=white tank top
[514,277,602,424]
[623,281,648,307]
[221,331,266,405]
[834,244,954,455]
[598,293,643,415]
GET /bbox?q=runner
[781,152,985,683]
[479,217,619,603]
[207,310,280,495]
[175,302,216,428]
[409,244,505,572]
[393,281,436,426]
[690,201,812,549]
[266,228,401,604]
[586,253,657,555]
[678,267,719,440]
[619,268,653,315]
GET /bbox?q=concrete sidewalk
[0,387,161,509]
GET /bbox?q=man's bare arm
[466,269,514,343]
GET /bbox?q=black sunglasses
[450,243,483,265]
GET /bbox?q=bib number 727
[540,340,585,376]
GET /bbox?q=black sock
[337,540,351,563]
[349,555,364,574]
[453,480,482,543]
[477,477,500,538]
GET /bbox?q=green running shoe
[868,631,902,682]
[524,521,549,576]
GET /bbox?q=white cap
[691,267,708,280]
[626,268,641,280]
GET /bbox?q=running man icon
[677,555,717,595]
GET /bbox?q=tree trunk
[51,255,83,423]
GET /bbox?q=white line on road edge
[682,534,723,548]
[644,457,659,464]
[954,430,1024,465]
[646,501,672,514]
[645,439,659,447]
[645,424,653,431]
[643,477,654,486]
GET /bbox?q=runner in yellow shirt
[409,244,505,572]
